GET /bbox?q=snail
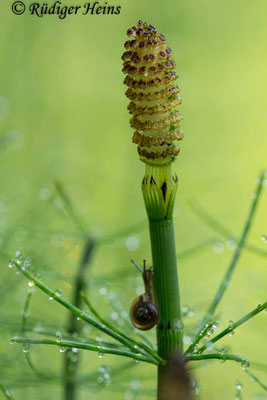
[130,260,158,331]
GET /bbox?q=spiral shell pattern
[122,20,183,165]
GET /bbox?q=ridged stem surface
[143,164,183,398]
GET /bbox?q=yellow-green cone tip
[122,20,184,166]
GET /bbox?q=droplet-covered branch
[122,20,184,165]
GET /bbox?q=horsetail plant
[6,21,267,400]
[123,20,184,396]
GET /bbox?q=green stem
[149,220,183,356]
[142,164,183,398]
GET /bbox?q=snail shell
[130,293,158,331]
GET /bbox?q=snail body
[130,266,158,331]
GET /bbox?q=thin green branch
[11,337,158,365]
[186,353,248,365]
[13,260,161,364]
[21,291,33,335]
[244,368,267,391]
[0,383,13,400]
[197,302,267,353]
[195,170,265,336]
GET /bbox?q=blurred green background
[0,0,266,399]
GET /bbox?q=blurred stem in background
[142,164,183,399]
[54,182,97,400]
[63,237,96,400]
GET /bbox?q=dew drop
[28,280,35,288]
[241,359,250,370]
[5,390,12,399]
[261,235,267,243]
[257,303,265,312]
[22,343,31,353]
[206,328,214,338]
[55,289,63,297]
[228,320,234,329]
[99,287,107,295]
[8,260,15,269]
[229,330,235,336]
[193,344,199,353]
[49,296,53,301]
[10,337,17,344]
[219,355,226,363]
[56,332,62,343]
[236,382,243,391]
[59,347,66,353]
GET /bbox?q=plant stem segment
[142,163,183,397]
